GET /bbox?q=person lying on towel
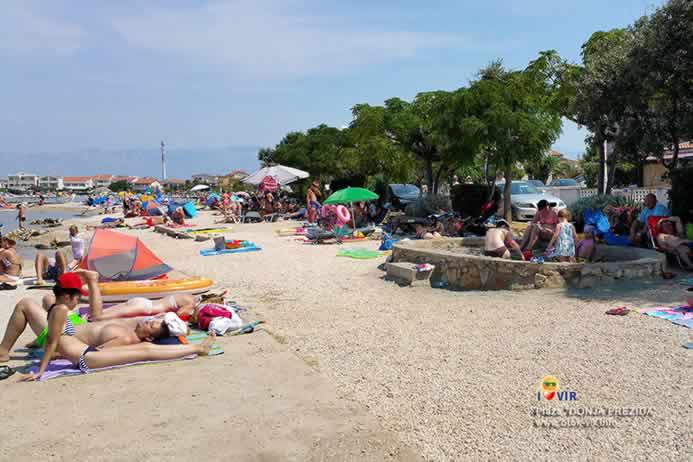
[0,270,173,361]
[0,271,214,380]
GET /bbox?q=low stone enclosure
[391,238,665,290]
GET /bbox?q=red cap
[56,272,88,296]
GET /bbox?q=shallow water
[0,209,80,260]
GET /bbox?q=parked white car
[496,181,567,221]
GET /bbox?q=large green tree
[629,0,693,170]
[467,59,563,220]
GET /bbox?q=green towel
[336,247,384,260]
[186,329,224,356]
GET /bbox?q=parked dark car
[386,184,421,211]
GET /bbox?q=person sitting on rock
[520,200,558,251]
[484,219,523,259]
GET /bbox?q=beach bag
[197,304,234,330]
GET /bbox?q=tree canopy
[256,0,692,215]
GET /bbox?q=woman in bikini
[0,237,22,284]
[19,271,213,381]
[87,294,200,321]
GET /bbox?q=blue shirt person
[630,193,670,246]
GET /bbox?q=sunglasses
[543,381,557,387]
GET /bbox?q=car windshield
[497,182,539,195]
[390,184,420,196]
[552,179,577,186]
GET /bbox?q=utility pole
[161,140,167,181]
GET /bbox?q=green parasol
[323,187,379,231]
[323,187,379,204]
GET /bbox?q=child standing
[546,209,577,262]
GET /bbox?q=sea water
[0,209,81,260]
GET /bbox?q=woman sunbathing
[86,294,201,321]
[0,271,180,362]
[11,271,213,381]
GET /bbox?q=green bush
[569,195,641,231]
[668,166,693,224]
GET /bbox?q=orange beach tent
[80,229,171,281]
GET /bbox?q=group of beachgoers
[0,225,86,287]
[0,270,214,380]
[211,190,301,223]
[481,193,692,268]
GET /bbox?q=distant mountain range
[1,146,261,179]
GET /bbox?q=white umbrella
[242,164,309,186]
[190,184,209,192]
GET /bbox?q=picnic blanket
[29,329,223,381]
[639,305,693,328]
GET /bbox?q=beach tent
[190,184,209,192]
[143,200,164,216]
[242,164,309,186]
[80,229,172,281]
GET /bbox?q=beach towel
[336,248,384,259]
[679,278,693,286]
[639,305,693,328]
[200,245,261,256]
[29,329,223,381]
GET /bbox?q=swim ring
[336,205,351,223]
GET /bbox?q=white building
[129,177,159,193]
[91,174,115,188]
[8,172,39,190]
[39,176,64,191]
[192,173,220,185]
[0,178,8,190]
[63,176,94,191]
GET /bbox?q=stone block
[385,262,434,287]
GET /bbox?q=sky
[1,0,664,177]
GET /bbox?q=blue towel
[583,209,611,236]
[603,231,631,246]
[200,246,261,256]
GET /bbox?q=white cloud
[112,0,461,78]
[0,2,85,55]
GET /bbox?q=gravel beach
[1,209,691,461]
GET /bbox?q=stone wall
[391,238,664,291]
